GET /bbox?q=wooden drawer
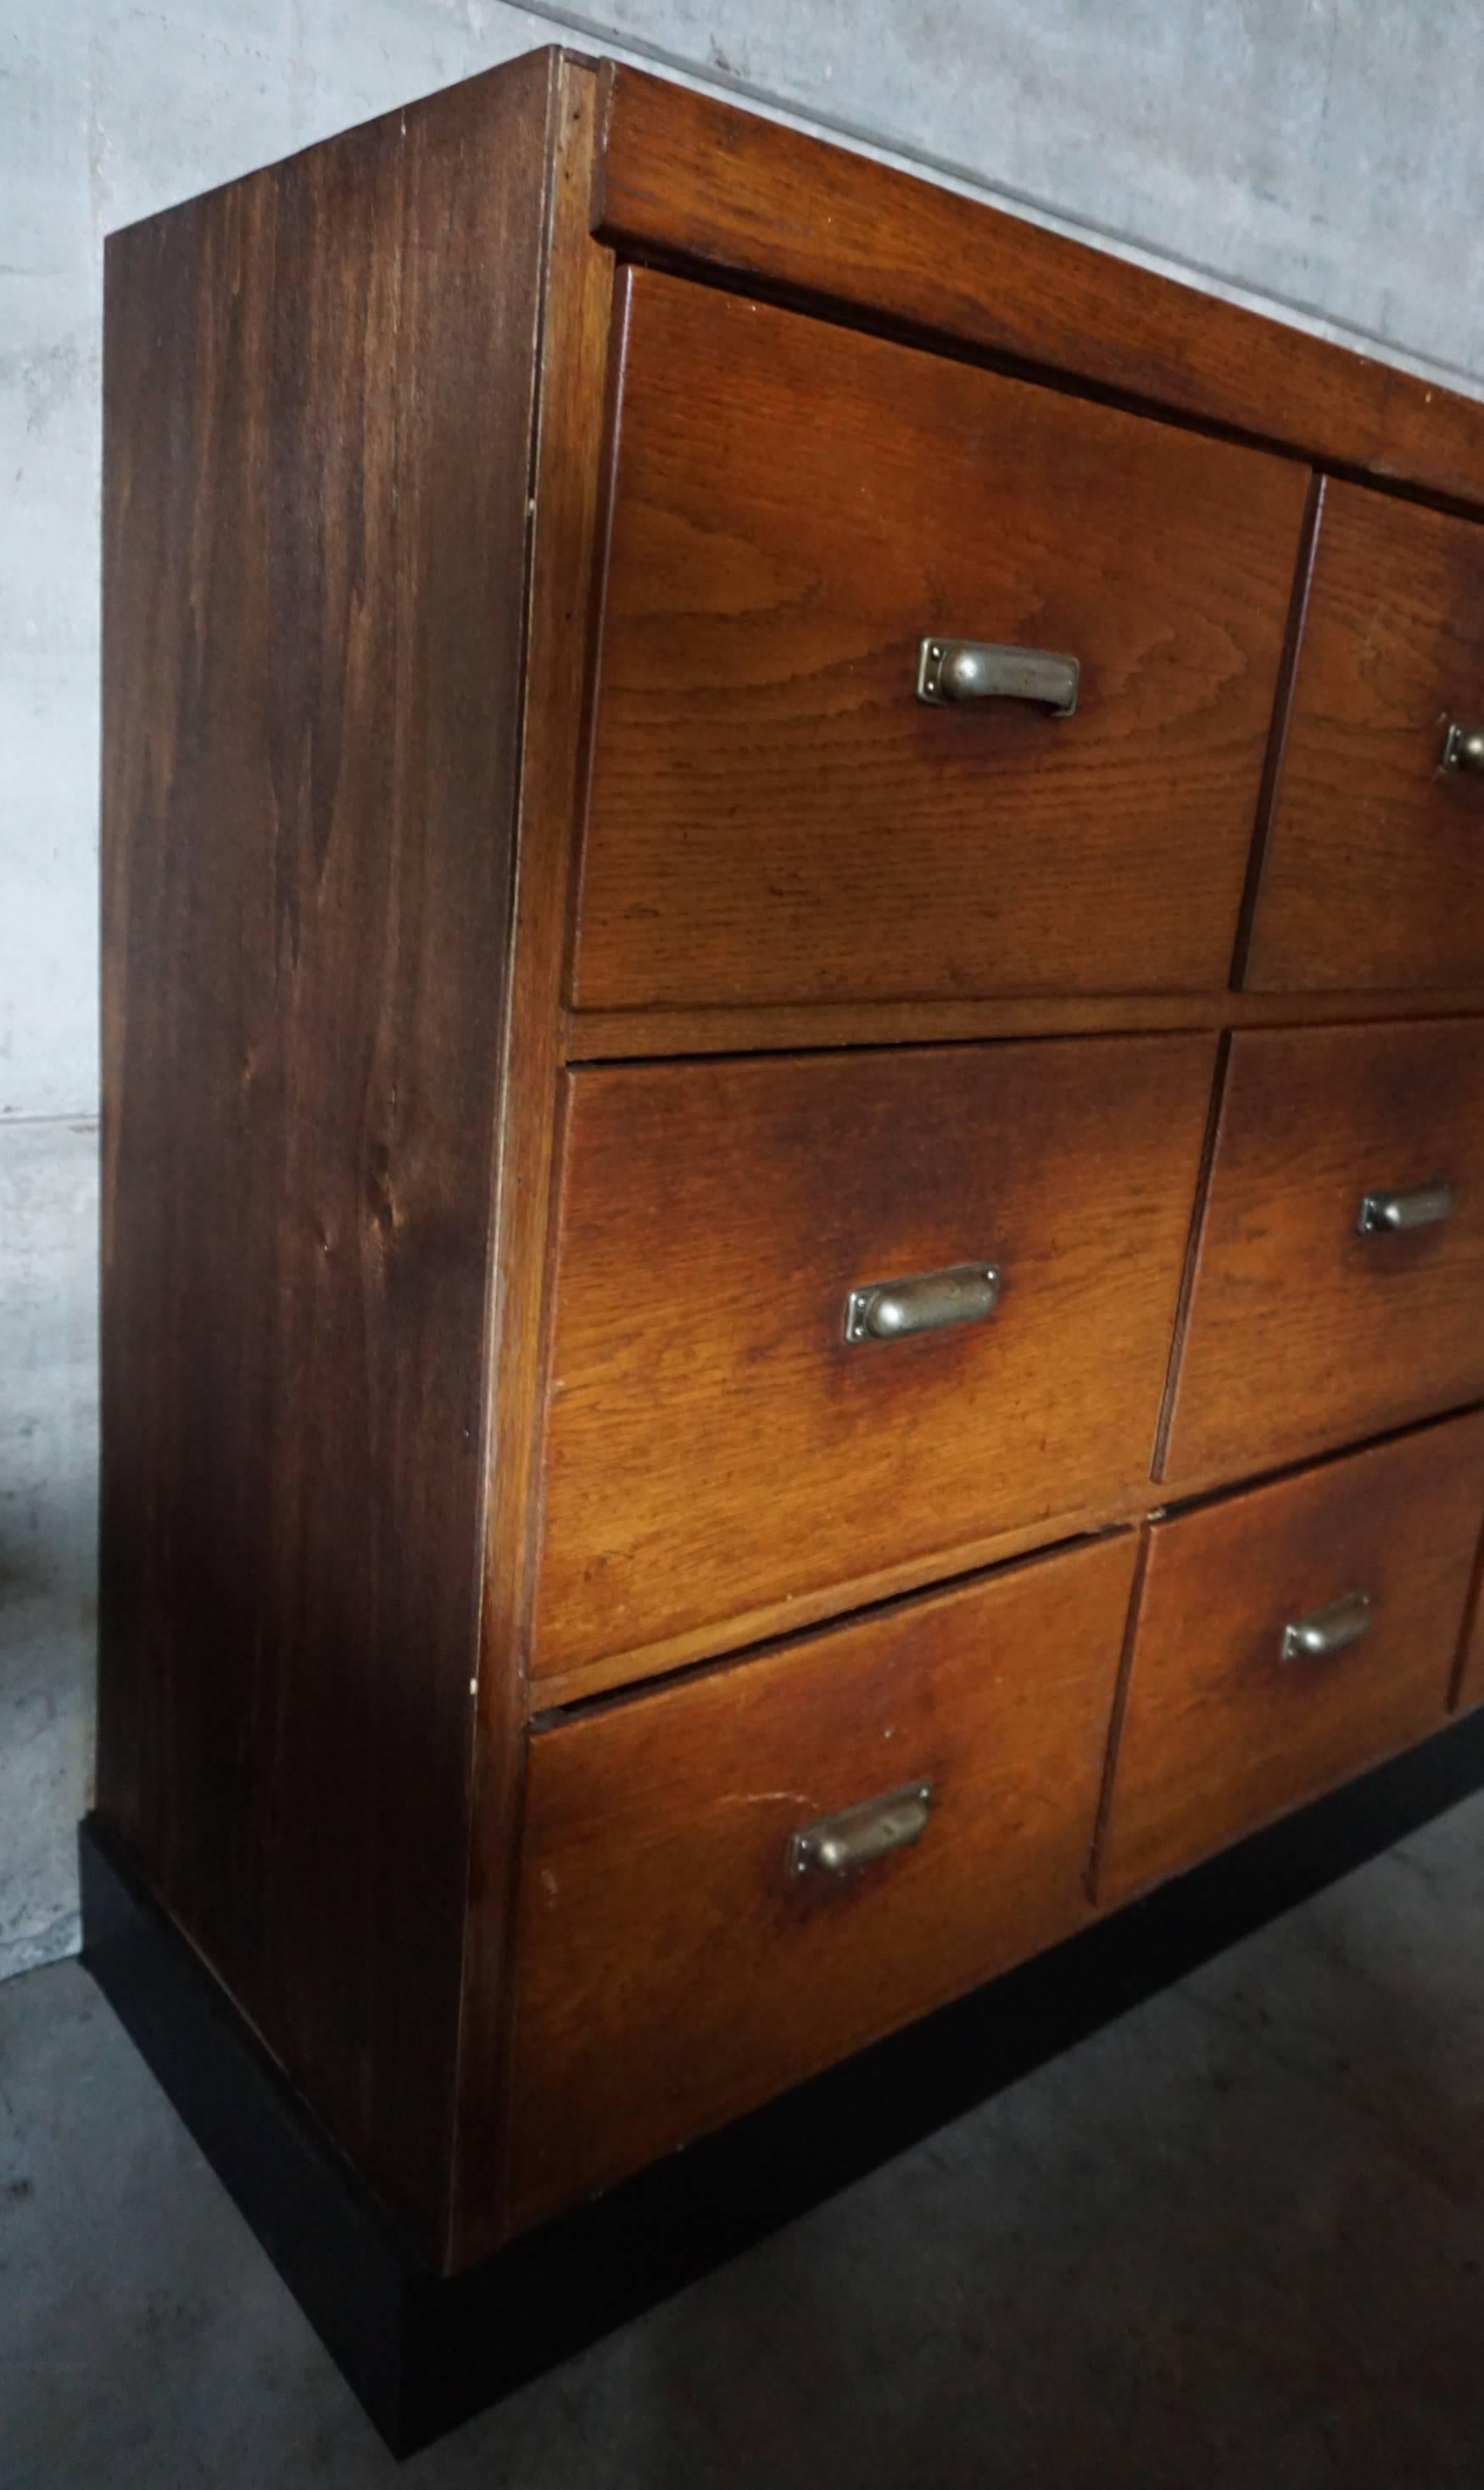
[533,1035,1216,1696]
[1099,1414,1484,1904]
[507,1532,1137,2230]
[1160,1019,1484,1486]
[1245,481,1484,992]
[572,269,1309,1013]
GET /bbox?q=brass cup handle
[1357,1181,1453,1236]
[918,637,1080,716]
[1441,720,1484,774]
[789,1783,934,1879]
[844,1261,1000,1345]
[1280,1590,1374,1665]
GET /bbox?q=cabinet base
[79,1715,1484,2456]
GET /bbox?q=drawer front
[573,269,1309,1012]
[534,1035,1216,1691]
[1246,481,1484,992]
[1099,1414,1484,1904]
[507,1533,1137,2230]
[1160,1019,1484,1486]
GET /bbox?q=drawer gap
[1229,467,1328,989]
[527,1521,1139,1731]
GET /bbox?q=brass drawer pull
[1441,720,1484,775]
[789,1781,934,1878]
[844,1261,1000,1345]
[1280,1590,1374,1665]
[917,637,1080,716]
[1357,1181,1454,1236]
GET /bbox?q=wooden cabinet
[1160,1019,1484,1485]
[510,1533,1136,2228]
[93,42,1484,2401]
[1244,481,1484,992]
[577,269,1308,1009]
[536,1036,1213,1697]
[1100,1414,1484,1904]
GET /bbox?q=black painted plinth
[79,1710,1484,2455]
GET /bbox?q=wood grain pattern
[575,268,1308,1010]
[1244,481,1484,991]
[1098,1414,1484,1904]
[506,1532,1138,2233]
[533,1036,1216,1688]
[526,1497,1155,1715]
[523,1391,1484,1716]
[97,52,553,2260]
[1452,1533,1484,1715]
[1159,1019,1484,1487]
[96,41,1484,2289]
[594,64,1484,511]
[448,58,616,2274]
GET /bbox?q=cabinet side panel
[97,52,553,2254]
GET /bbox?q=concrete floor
[5,1801,1484,2487]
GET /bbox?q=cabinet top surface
[587,55,1484,511]
[109,44,1484,512]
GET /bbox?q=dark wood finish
[85,1699,1484,2453]
[534,1036,1216,1693]
[1452,1527,1484,1714]
[97,49,555,2259]
[96,36,1484,2393]
[507,1534,1136,2231]
[1159,1019,1484,1487]
[593,64,1484,512]
[575,268,1308,1010]
[566,985,1484,1062]
[531,1504,1155,1713]
[1099,1414,1484,1903]
[449,57,616,2275]
[1245,481,1484,991]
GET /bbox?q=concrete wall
[3,1,1482,1981]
